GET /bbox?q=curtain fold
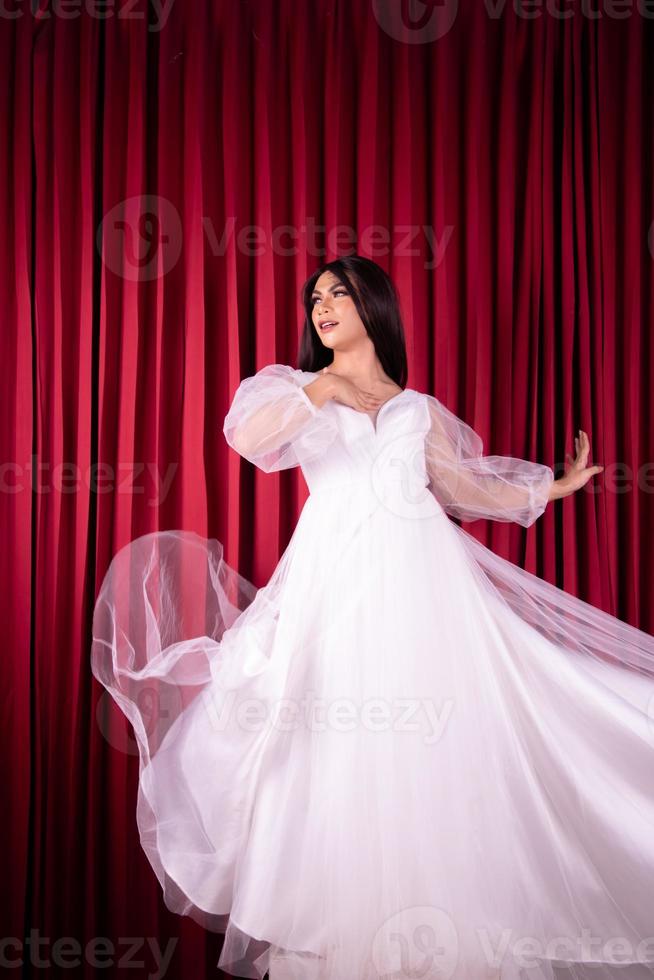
[2,2,652,976]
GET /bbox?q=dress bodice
[294,372,432,507]
[222,363,554,529]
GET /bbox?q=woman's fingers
[574,430,594,461]
[572,430,603,477]
[565,429,604,490]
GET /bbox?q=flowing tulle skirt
[91,487,654,980]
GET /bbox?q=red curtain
[3,1,652,975]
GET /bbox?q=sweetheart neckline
[346,387,413,436]
[302,370,413,436]
[363,388,411,434]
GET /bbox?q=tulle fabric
[91,364,654,980]
[223,363,554,527]
[424,393,554,527]
[222,363,340,472]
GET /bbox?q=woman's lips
[320,321,338,331]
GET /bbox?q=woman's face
[310,271,368,350]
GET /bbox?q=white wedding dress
[91,364,654,980]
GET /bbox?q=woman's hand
[551,429,604,499]
[319,367,387,414]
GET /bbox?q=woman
[92,255,654,980]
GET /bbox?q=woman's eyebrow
[310,283,345,297]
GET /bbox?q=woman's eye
[312,290,347,305]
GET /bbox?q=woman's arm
[425,395,603,525]
[223,364,339,472]
[424,394,553,526]
[425,394,605,527]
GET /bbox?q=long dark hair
[297,255,408,388]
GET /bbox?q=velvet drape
[2,1,652,976]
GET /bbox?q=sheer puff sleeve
[424,393,555,527]
[222,363,339,473]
